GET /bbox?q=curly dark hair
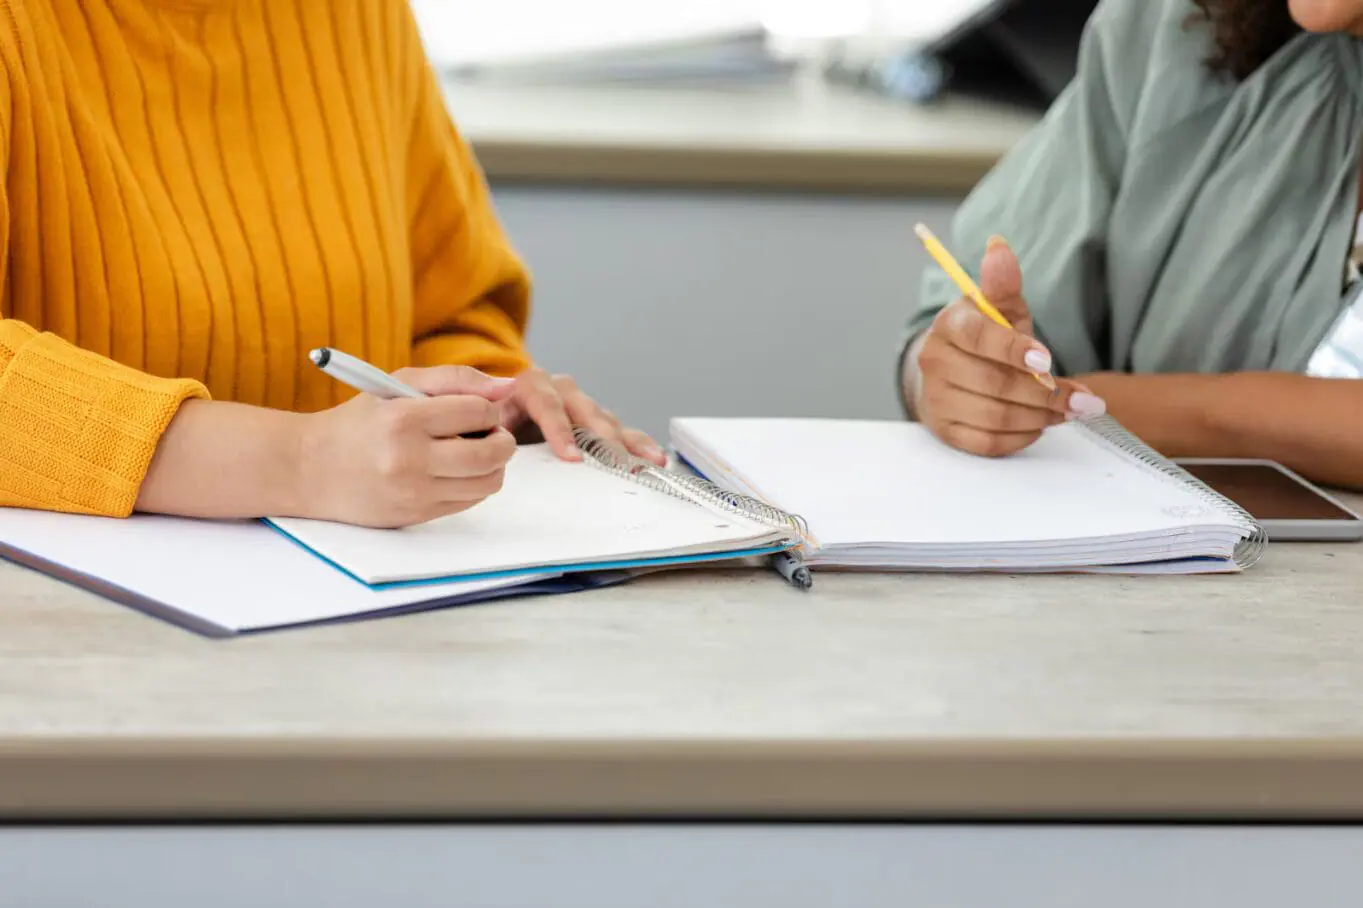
[1190,0,1301,79]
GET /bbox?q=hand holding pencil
[910,224,1108,458]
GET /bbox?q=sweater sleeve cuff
[0,328,210,517]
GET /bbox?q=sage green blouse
[907,0,1363,377]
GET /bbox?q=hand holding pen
[300,348,519,529]
[911,226,1108,459]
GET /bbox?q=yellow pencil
[913,223,1056,391]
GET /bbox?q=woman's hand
[913,236,1107,457]
[296,366,519,528]
[498,367,666,466]
[137,364,657,528]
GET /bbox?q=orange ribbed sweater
[0,0,532,518]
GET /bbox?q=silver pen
[309,347,492,438]
[769,549,812,590]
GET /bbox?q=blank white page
[671,419,1243,548]
[0,509,538,635]
[270,444,781,586]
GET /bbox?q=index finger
[935,299,1055,386]
[416,395,501,439]
[517,371,580,461]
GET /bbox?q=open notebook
[670,417,1266,574]
[267,433,803,589]
[0,432,803,636]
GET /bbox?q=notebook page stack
[0,508,605,637]
[670,417,1265,574]
[268,442,794,588]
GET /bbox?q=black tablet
[1176,459,1363,542]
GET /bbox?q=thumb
[978,235,1030,327]
[397,365,517,401]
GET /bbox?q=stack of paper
[414,0,791,83]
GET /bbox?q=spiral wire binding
[1073,415,1268,569]
[573,428,810,544]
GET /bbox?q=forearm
[1081,371,1363,489]
[135,400,310,519]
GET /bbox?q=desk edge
[4,737,1362,821]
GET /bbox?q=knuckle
[976,322,1010,361]
[473,396,500,424]
[438,364,475,379]
[983,398,1013,429]
[933,302,963,331]
[954,308,985,349]
[380,400,423,435]
[482,467,507,496]
[1006,332,1034,366]
[375,436,419,481]
[441,394,496,425]
[452,470,504,504]
[471,437,513,473]
[390,483,427,518]
[917,338,945,372]
[547,403,573,428]
[986,365,1013,399]
[920,384,948,417]
[590,415,620,437]
[937,422,970,452]
[977,433,1009,458]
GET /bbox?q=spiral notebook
[267,431,806,589]
[669,416,1266,574]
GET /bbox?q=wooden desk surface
[442,75,1039,193]
[4,532,1363,821]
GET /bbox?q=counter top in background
[442,75,1039,193]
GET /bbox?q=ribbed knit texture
[0,0,532,517]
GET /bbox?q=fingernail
[987,234,1009,251]
[1023,348,1052,373]
[1069,392,1106,418]
[485,376,516,386]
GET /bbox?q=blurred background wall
[412,0,1092,438]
